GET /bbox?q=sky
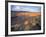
[11,5,41,12]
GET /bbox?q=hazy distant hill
[11,11,41,17]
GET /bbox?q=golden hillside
[16,12,41,16]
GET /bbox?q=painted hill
[11,11,41,17]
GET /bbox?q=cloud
[11,5,41,12]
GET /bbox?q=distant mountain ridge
[11,11,41,17]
